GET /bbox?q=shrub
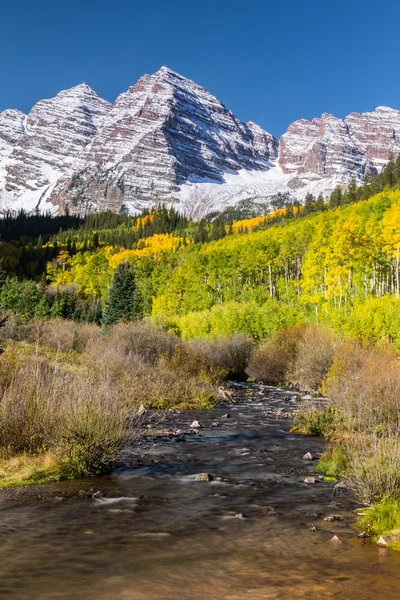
[345,435,400,505]
[57,375,138,478]
[189,333,253,377]
[86,326,218,410]
[0,359,64,453]
[104,320,179,365]
[38,319,100,353]
[289,325,339,390]
[0,351,139,476]
[247,326,305,383]
[325,341,400,433]
[163,300,304,342]
[358,497,400,536]
[291,403,341,437]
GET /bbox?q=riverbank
[3,380,400,600]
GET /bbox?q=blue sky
[2,0,399,137]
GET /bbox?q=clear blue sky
[2,0,399,137]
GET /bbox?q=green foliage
[291,406,340,437]
[159,300,304,342]
[0,277,43,320]
[102,262,142,328]
[358,498,400,537]
[316,444,348,478]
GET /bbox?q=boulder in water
[304,477,317,485]
[330,535,342,544]
[190,420,202,429]
[196,473,213,482]
[302,452,313,461]
[377,535,400,547]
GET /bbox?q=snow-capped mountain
[48,67,278,215]
[1,67,400,218]
[0,84,111,211]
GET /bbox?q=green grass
[316,444,348,478]
[357,497,400,544]
[291,406,340,437]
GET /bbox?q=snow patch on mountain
[177,167,348,219]
[0,68,399,218]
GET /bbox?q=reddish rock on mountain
[0,68,400,217]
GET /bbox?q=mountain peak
[56,82,105,100]
[1,68,400,218]
[156,66,180,76]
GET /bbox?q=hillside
[2,159,400,347]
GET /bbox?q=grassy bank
[0,319,252,488]
[247,323,400,548]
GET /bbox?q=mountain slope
[1,68,400,217]
[47,67,278,214]
[0,84,111,211]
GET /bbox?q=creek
[1,382,399,599]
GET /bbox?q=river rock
[377,535,400,547]
[261,506,277,515]
[323,515,344,522]
[196,473,213,482]
[221,413,230,419]
[222,477,237,485]
[302,452,313,461]
[304,477,317,484]
[78,489,95,498]
[190,420,202,429]
[330,535,342,544]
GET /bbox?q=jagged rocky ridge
[1,67,400,218]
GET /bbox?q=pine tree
[394,155,400,187]
[329,186,343,208]
[0,239,6,288]
[383,153,396,187]
[315,193,325,211]
[304,193,315,214]
[102,262,142,329]
[346,179,358,204]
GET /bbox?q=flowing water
[1,383,400,599]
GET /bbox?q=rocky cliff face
[0,110,26,165]
[0,84,111,209]
[1,68,400,217]
[48,67,278,214]
[278,113,370,190]
[345,106,400,166]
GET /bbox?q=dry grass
[0,452,61,487]
[325,341,400,434]
[345,434,400,504]
[247,325,338,390]
[288,325,339,390]
[247,326,304,384]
